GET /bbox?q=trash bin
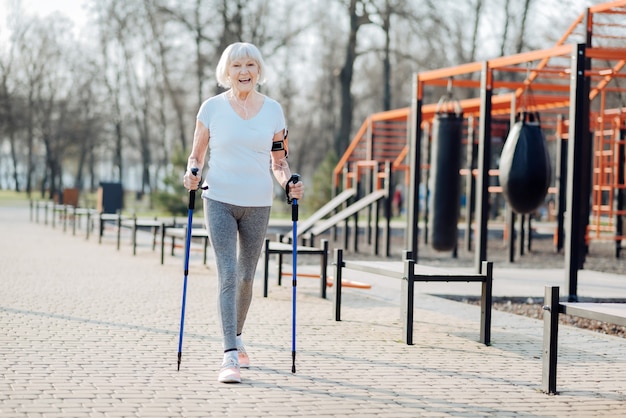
[97,182,123,214]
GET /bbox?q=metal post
[263,239,270,298]
[508,210,516,262]
[333,248,343,321]
[542,286,560,394]
[616,127,625,258]
[383,162,392,257]
[63,205,68,233]
[401,250,415,345]
[72,206,77,236]
[519,214,525,257]
[564,43,591,301]
[479,261,493,346]
[474,62,493,273]
[132,213,138,256]
[116,209,122,251]
[465,116,476,252]
[555,118,567,253]
[423,122,431,246]
[407,75,423,262]
[527,215,533,252]
[320,239,329,299]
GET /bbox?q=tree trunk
[382,1,392,111]
[515,0,533,53]
[335,0,369,157]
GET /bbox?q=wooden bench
[542,286,626,394]
[160,225,210,265]
[333,248,493,346]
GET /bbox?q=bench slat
[267,242,326,253]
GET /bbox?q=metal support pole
[542,286,560,394]
[333,248,343,321]
[616,128,625,258]
[407,75,423,262]
[320,239,329,299]
[401,250,415,345]
[508,210,516,262]
[564,43,591,301]
[474,62,493,273]
[383,162,393,257]
[479,261,493,346]
[555,119,567,253]
[464,116,476,252]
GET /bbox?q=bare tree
[468,0,484,63]
[335,0,373,156]
[144,0,190,153]
[0,18,27,192]
[515,0,534,53]
[499,0,512,56]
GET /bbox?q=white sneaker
[217,356,241,383]
[238,346,250,369]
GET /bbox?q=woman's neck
[230,89,255,101]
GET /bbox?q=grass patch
[0,190,29,206]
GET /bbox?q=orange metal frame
[333,0,626,244]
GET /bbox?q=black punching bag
[428,111,463,251]
[499,112,552,214]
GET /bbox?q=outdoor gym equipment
[499,112,552,214]
[428,95,463,251]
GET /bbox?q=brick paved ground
[1,203,625,417]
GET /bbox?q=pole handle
[286,173,300,220]
[188,168,199,210]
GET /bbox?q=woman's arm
[271,129,303,200]
[183,119,209,190]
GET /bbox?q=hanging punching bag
[499,112,552,214]
[428,108,463,252]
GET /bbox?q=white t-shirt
[197,91,285,206]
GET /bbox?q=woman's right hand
[183,168,201,191]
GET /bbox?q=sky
[0,0,88,34]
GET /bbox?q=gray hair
[215,42,266,88]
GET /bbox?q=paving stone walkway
[1,204,625,417]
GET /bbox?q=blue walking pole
[286,173,300,373]
[177,167,199,371]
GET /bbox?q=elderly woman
[183,42,304,383]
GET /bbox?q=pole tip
[177,352,182,371]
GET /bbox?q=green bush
[304,150,338,215]
[153,148,202,216]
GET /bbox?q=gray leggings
[203,198,271,351]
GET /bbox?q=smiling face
[216,43,266,89]
[228,57,259,95]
